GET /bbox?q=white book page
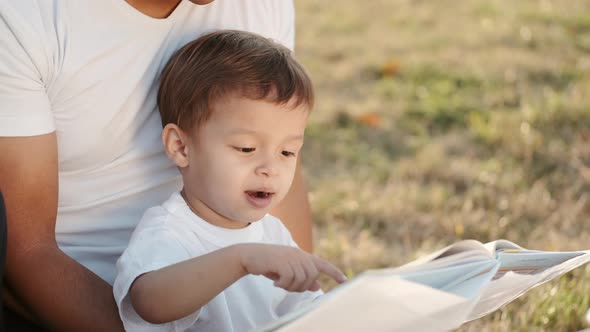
[392,259,498,298]
[495,250,585,275]
[484,239,524,253]
[441,260,499,299]
[254,240,590,331]
[467,250,590,320]
[399,240,491,270]
[255,275,473,332]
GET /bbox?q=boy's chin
[235,212,268,224]
[239,215,265,224]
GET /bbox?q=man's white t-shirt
[114,192,321,332]
[0,0,295,284]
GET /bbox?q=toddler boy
[113,30,346,332]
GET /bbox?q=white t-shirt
[0,0,294,284]
[114,192,321,332]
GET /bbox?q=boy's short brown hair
[157,30,314,131]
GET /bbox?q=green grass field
[295,0,590,330]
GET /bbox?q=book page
[494,250,585,278]
[467,249,590,320]
[255,275,473,332]
[390,259,498,298]
[483,239,524,253]
[441,261,499,299]
[399,240,492,270]
[254,240,590,331]
[255,242,499,332]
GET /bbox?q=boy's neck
[180,189,251,229]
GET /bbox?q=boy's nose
[255,160,279,177]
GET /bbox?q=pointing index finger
[312,256,347,284]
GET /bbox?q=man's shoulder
[1,0,62,24]
[0,0,66,77]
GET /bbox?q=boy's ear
[162,124,190,168]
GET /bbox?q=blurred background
[294,0,590,330]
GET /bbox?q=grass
[295,0,590,330]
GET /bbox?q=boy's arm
[271,157,313,252]
[130,245,247,324]
[130,243,346,324]
[0,134,125,331]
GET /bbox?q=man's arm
[0,134,125,331]
[271,157,313,252]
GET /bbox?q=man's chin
[189,0,215,5]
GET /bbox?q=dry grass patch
[296,0,590,330]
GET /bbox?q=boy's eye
[235,147,255,153]
[281,151,296,157]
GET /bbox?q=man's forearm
[7,244,124,332]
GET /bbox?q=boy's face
[180,95,309,228]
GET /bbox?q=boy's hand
[237,244,347,292]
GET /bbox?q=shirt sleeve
[0,1,55,136]
[113,224,200,332]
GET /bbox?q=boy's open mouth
[245,191,274,199]
[244,190,275,209]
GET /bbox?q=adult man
[0,0,313,330]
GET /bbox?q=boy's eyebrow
[284,134,305,141]
[227,128,304,141]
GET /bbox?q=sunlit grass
[296,0,590,330]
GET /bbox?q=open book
[255,239,590,332]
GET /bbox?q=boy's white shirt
[0,0,294,284]
[114,191,322,332]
